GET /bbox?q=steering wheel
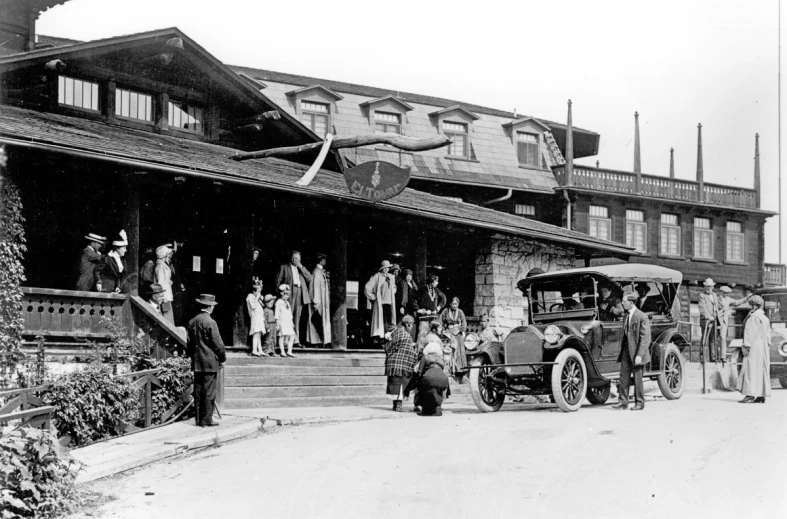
[549,303,567,312]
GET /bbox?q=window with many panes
[589,205,611,240]
[115,88,152,122]
[168,101,203,133]
[58,76,100,111]
[625,210,647,252]
[374,111,402,134]
[515,204,536,216]
[660,213,681,256]
[517,132,540,167]
[726,221,744,262]
[444,121,468,157]
[694,217,713,259]
[299,101,329,136]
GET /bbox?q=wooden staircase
[222,352,472,409]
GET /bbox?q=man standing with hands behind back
[276,251,313,347]
[613,292,651,411]
[187,294,226,427]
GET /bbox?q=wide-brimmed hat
[719,286,732,294]
[263,294,275,304]
[156,245,172,259]
[147,283,166,295]
[379,260,392,271]
[84,233,106,244]
[390,263,401,273]
[112,230,128,247]
[703,278,715,287]
[195,294,218,306]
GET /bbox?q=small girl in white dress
[275,284,296,358]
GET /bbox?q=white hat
[703,278,715,287]
[84,232,106,243]
[423,342,443,356]
[155,245,171,259]
[278,284,291,292]
[112,230,128,247]
[719,286,732,293]
[379,260,392,271]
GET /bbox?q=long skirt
[452,333,468,372]
[386,374,413,399]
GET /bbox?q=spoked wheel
[469,356,504,412]
[658,343,685,400]
[778,375,787,389]
[550,349,587,412]
[586,384,611,405]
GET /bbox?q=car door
[596,321,623,374]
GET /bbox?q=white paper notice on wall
[216,258,224,274]
[192,256,201,272]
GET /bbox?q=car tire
[586,384,611,405]
[657,343,685,400]
[779,375,787,389]
[469,356,504,413]
[550,348,587,412]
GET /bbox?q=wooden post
[696,123,704,202]
[669,148,675,199]
[754,133,761,209]
[329,210,348,350]
[121,176,140,295]
[106,81,116,121]
[144,375,152,428]
[565,100,574,186]
[155,93,169,132]
[634,112,642,193]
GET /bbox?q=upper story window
[517,132,540,167]
[58,75,99,111]
[168,100,203,134]
[515,204,536,216]
[588,205,611,241]
[115,88,152,122]
[726,221,744,262]
[625,210,647,252]
[374,111,402,134]
[444,121,468,157]
[694,217,713,259]
[299,101,330,137]
[660,213,681,256]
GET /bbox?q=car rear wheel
[469,356,504,413]
[550,348,587,412]
[657,343,685,400]
[779,375,787,389]
[586,384,611,405]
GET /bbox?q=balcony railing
[763,264,786,286]
[553,165,758,210]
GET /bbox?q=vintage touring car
[467,264,689,412]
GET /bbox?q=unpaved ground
[68,389,786,519]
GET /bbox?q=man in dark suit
[76,233,106,291]
[613,293,651,411]
[634,282,661,314]
[275,251,312,346]
[187,294,226,427]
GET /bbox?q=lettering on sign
[344,160,410,202]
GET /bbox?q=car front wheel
[469,356,504,412]
[586,384,610,405]
[550,348,587,412]
[657,343,685,400]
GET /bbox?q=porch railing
[763,263,786,286]
[0,386,54,430]
[553,165,758,210]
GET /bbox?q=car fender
[651,329,689,369]
[467,341,504,365]
[553,336,607,387]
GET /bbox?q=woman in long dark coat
[100,230,128,293]
[382,316,419,412]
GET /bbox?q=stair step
[226,375,386,387]
[225,357,384,368]
[223,393,474,409]
[225,366,385,376]
[224,383,472,399]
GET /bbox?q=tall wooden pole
[564,99,573,230]
[120,175,141,295]
[754,133,761,209]
[696,123,704,203]
[669,147,675,199]
[634,112,642,194]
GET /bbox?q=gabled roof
[429,105,480,121]
[502,117,551,131]
[358,95,414,112]
[285,84,344,101]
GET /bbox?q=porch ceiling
[0,106,635,259]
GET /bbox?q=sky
[37,0,786,262]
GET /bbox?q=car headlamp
[543,325,561,344]
[464,333,480,351]
[580,325,591,335]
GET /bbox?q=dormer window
[517,132,540,167]
[115,88,152,122]
[430,105,479,159]
[58,75,99,111]
[168,100,203,134]
[374,111,402,134]
[299,100,330,137]
[444,121,468,157]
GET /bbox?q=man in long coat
[698,278,721,362]
[613,293,651,410]
[307,253,331,347]
[365,260,396,340]
[738,295,771,403]
[187,294,226,427]
[275,251,312,346]
[76,233,106,291]
[154,245,175,324]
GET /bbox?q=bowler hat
[195,294,218,306]
[147,283,166,295]
[84,233,106,244]
[703,278,715,287]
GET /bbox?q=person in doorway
[100,230,128,293]
[145,283,166,313]
[307,253,331,347]
[364,260,397,343]
[246,278,266,357]
[413,275,447,327]
[275,284,296,358]
[275,251,313,347]
[598,286,623,321]
[154,245,175,324]
[382,317,418,412]
[262,294,278,357]
[612,293,651,411]
[396,268,419,338]
[139,247,156,296]
[440,297,468,375]
[186,294,226,428]
[76,233,106,292]
[699,278,721,362]
[737,295,771,403]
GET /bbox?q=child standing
[275,284,296,358]
[262,294,278,357]
[246,278,266,356]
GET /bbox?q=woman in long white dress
[738,295,771,403]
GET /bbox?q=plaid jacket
[383,327,419,377]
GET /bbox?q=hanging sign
[344,160,410,202]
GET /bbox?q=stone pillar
[330,211,348,350]
[120,175,140,295]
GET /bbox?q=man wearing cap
[364,260,397,342]
[275,251,313,346]
[612,292,651,410]
[307,253,331,347]
[186,294,226,427]
[100,230,128,293]
[699,278,721,362]
[76,233,106,291]
[154,245,174,324]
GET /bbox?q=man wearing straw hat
[76,232,106,291]
[187,294,226,427]
[698,278,721,362]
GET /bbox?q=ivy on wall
[0,146,27,387]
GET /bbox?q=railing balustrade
[0,386,54,430]
[763,264,787,286]
[21,287,126,341]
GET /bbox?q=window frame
[373,111,402,134]
[588,205,612,241]
[57,75,101,113]
[443,121,469,158]
[693,217,714,260]
[514,204,536,216]
[299,100,330,137]
[659,213,681,257]
[625,209,647,253]
[725,221,745,263]
[516,131,541,168]
[114,87,154,124]
[168,99,205,134]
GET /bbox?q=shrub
[41,366,140,447]
[145,355,193,426]
[0,425,77,518]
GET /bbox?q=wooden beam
[236,110,281,127]
[229,133,452,162]
[235,123,263,134]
